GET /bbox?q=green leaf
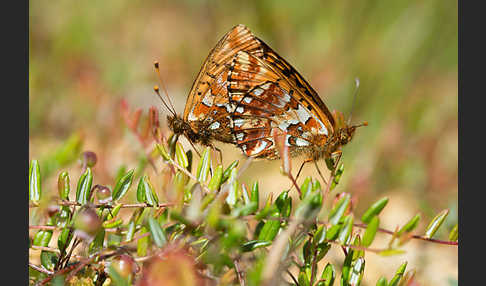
[137,226,149,256]
[208,165,223,191]
[29,160,42,202]
[33,230,53,247]
[107,204,123,220]
[397,214,421,236]
[313,225,327,247]
[222,160,239,183]
[361,197,389,223]
[320,263,336,286]
[388,262,407,286]
[40,251,58,271]
[112,169,135,201]
[376,277,388,286]
[57,171,70,200]
[424,209,449,239]
[148,216,167,248]
[107,264,130,286]
[257,219,281,242]
[300,177,313,199]
[378,249,406,256]
[226,168,239,206]
[341,249,353,285]
[337,215,354,244]
[449,224,458,242]
[328,194,350,225]
[103,218,123,229]
[57,227,72,251]
[125,221,136,242]
[76,167,93,204]
[89,229,105,254]
[251,181,259,205]
[175,143,188,168]
[241,240,272,252]
[275,191,292,218]
[348,257,365,286]
[155,143,171,161]
[330,163,344,190]
[136,175,159,206]
[326,224,342,241]
[298,271,311,286]
[196,147,212,182]
[362,216,380,247]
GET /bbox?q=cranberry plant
[29,105,458,286]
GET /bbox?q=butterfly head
[167,114,204,144]
[338,121,368,145]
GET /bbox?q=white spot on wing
[202,94,213,107]
[253,88,264,96]
[243,96,253,103]
[252,140,268,154]
[188,109,197,121]
[236,132,245,141]
[233,118,245,127]
[209,122,220,130]
[236,106,244,113]
[296,104,311,123]
[295,137,310,146]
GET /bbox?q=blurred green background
[29,0,457,284]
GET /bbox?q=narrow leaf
[337,215,354,244]
[29,160,42,202]
[424,209,449,238]
[397,214,421,236]
[320,263,336,286]
[376,277,388,286]
[362,216,380,247]
[57,171,70,200]
[222,160,239,183]
[258,220,281,242]
[208,165,223,191]
[388,262,407,286]
[196,147,212,182]
[361,197,389,223]
[155,143,171,161]
[449,224,458,242]
[328,193,350,225]
[137,226,149,256]
[112,169,135,201]
[226,168,239,206]
[76,167,93,204]
[241,240,272,252]
[175,143,188,168]
[148,216,167,247]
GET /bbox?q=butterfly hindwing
[228,51,330,158]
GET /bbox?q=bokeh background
[29,0,457,285]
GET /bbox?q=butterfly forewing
[182,24,264,143]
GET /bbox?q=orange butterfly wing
[227,48,335,159]
[182,24,264,143]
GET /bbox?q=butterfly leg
[211,145,224,166]
[295,158,313,182]
[313,160,328,185]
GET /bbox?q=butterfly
[158,24,366,174]
[224,25,367,173]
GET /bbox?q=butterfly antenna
[153,85,175,116]
[153,61,177,116]
[347,77,360,126]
